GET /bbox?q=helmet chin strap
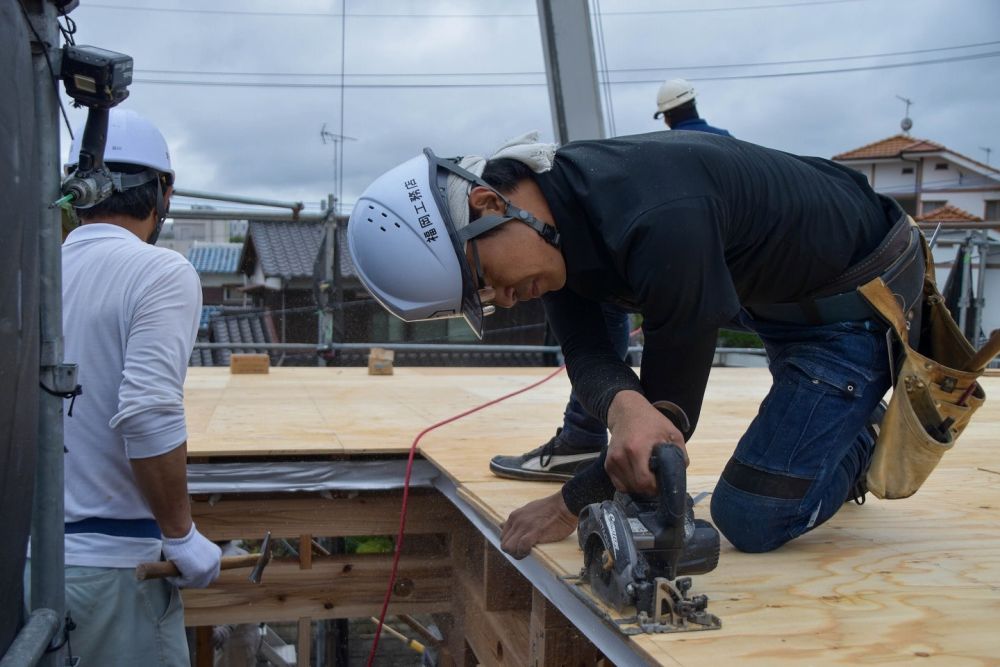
[433,155,561,249]
[146,179,168,245]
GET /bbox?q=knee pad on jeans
[711,460,813,553]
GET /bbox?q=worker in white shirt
[27,108,221,666]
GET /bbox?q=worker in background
[654,78,732,137]
[347,130,923,559]
[25,108,221,665]
[487,82,733,484]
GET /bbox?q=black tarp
[942,242,979,342]
[0,2,41,656]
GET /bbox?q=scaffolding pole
[25,2,68,666]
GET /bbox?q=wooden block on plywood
[230,353,270,374]
[368,347,395,375]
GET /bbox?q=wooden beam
[483,544,532,612]
[529,588,604,665]
[192,492,459,541]
[453,572,531,667]
[182,554,452,626]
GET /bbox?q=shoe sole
[489,459,577,482]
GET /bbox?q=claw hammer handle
[136,554,260,581]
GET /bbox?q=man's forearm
[130,442,193,538]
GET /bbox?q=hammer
[136,530,273,584]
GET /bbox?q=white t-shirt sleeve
[109,259,202,459]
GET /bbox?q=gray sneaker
[489,428,601,482]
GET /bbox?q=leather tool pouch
[859,220,999,499]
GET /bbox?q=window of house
[934,162,949,171]
[986,200,1000,221]
[901,167,914,175]
[223,286,245,305]
[922,200,947,215]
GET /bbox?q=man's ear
[468,186,505,216]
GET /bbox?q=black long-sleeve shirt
[533,131,893,513]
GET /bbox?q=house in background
[833,134,1000,345]
[186,242,246,308]
[240,220,325,349]
[159,204,248,257]
[832,134,1000,221]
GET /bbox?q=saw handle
[136,554,260,581]
[648,444,687,528]
[637,443,688,579]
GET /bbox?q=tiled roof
[916,204,982,223]
[246,221,325,280]
[188,308,276,367]
[187,243,243,274]
[833,134,945,161]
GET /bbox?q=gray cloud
[60,0,1000,215]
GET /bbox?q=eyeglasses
[468,238,496,314]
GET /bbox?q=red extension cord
[365,365,567,666]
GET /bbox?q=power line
[83,0,866,19]
[130,50,1000,90]
[132,40,1000,79]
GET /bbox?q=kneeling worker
[347,130,923,559]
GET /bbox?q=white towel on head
[445,131,557,235]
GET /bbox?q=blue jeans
[560,304,631,448]
[709,312,892,553]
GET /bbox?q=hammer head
[248,530,273,584]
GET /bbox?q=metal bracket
[40,362,79,395]
[642,577,722,633]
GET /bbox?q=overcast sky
[58,0,1000,217]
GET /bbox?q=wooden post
[297,617,312,667]
[300,534,313,570]
[529,588,604,666]
[195,626,213,667]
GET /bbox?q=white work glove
[161,523,222,589]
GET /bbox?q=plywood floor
[185,367,1000,665]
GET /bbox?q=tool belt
[749,203,924,326]
[859,219,1000,499]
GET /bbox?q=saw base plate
[562,574,722,636]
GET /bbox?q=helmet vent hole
[381,212,388,218]
[394,222,401,228]
[368,204,374,209]
[380,226,386,232]
[367,218,373,223]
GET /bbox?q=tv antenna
[980,146,992,166]
[320,123,357,215]
[896,95,913,134]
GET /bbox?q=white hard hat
[66,108,173,182]
[349,150,486,337]
[654,79,696,119]
[348,148,559,339]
